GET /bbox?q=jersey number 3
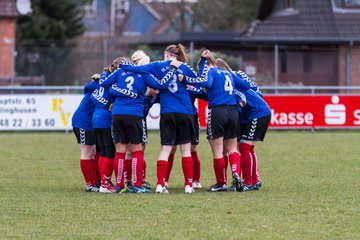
[125,76,135,91]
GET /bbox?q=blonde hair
[131,50,150,66]
[165,44,188,63]
[216,58,232,71]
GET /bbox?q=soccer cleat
[242,184,255,191]
[156,184,169,194]
[132,186,151,193]
[193,181,202,189]
[115,186,123,193]
[85,185,99,192]
[207,183,227,192]
[100,185,116,193]
[184,185,195,194]
[253,180,262,190]
[229,181,236,191]
[142,181,151,190]
[164,181,169,189]
[232,173,244,192]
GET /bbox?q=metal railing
[1,85,360,95]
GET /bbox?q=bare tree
[192,0,259,32]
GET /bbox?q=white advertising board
[0,94,161,131]
[0,95,83,130]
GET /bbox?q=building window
[303,51,312,73]
[285,0,294,8]
[115,0,129,18]
[281,48,287,73]
[343,0,360,8]
[84,0,97,18]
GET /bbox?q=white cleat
[193,181,202,189]
[99,185,116,193]
[184,185,195,194]
[156,184,169,194]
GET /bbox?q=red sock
[113,152,125,188]
[143,160,147,182]
[165,153,175,183]
[80,159,96,186]
[157,160,168,187]
[101,157,114,187]
[132,150,144,188]
[224,154,228,183]
[250,145,259,185]
[124,158,132,183]
[213,157,226,185]
[182,156,193,187]
[191,151,201,182]
[239,143,252,186]
[93,152,101,183]
[228,152,241,177]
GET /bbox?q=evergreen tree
[16,0,89,85]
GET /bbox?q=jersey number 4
[224,75,234,95]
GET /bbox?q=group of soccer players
[72,43,271,194]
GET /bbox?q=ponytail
[165,43,188,63]
[216,58,232,71]
[206,52,217,67]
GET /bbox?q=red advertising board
[197,95,360,129]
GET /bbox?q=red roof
[0,0,18,17]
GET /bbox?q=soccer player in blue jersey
[164,85,207,190]
[216,58,271,191]
[102,51,177,193]
[120,44,198,194]
[72,74,100,192]
[179,50,243,192]
[90,59,120,193]
[234,78,270,191]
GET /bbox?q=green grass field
[1,131,359,239]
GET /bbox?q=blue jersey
[183,58,237,108]
[72,81,98,130]
[120,60,196,115]
[101,66,174,117]
[236,89,271,123]
[90,72,115,128]
[235,71,262,97]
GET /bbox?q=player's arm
[144,65,177,90]
[109,83,140,99]
[187,85,208,101]
[120,60,164,76]
[91,88,112,109]
[235,71,262,96]
[182,57,213,88]
[232,72,251,91]
[178,62,197,78]
[100,69,120,87]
